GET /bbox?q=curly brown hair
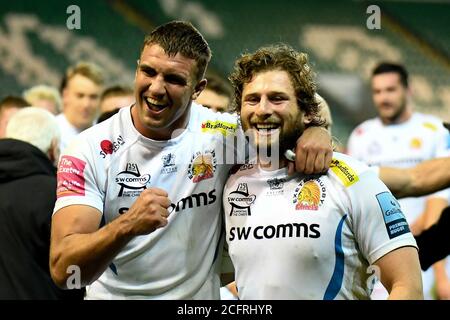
[229,44,321,126]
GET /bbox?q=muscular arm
[380,157,450,199]
[374,246,423,300]
[50,205,132,288]
[50,188,170,288]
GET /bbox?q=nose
[255,97,272,118]
[82,96,97,110]
[149,74,166,97]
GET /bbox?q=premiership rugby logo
[292,178,326,211]
[187,150,217,183]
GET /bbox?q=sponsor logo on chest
[115,163,150,197]
[227,183,256,216]
[99,135,125,158]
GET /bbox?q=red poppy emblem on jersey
[100,140,114,155]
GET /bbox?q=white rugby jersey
[54,103,242,299]
[347,113,450,224]
[223,153,417,300]
[56,113,84,153]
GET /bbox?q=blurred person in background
[0,107,83,299]
[99,85,134,114]
[347,62,450,299]
[57,61,104,152]
[195,73,232,113]
[23,85,62,115]
[0,96,29,138]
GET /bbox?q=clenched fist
[121,188,172,236]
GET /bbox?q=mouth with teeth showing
[252,123,281,137]
[144,96,169,113]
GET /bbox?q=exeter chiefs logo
[187,150,217,183]
[292,178,326,211]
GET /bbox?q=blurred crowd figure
[99,85,134,114]
[23,85,62,115]
[0,96,29,138]
[0,107,82,299]
[56,61,104,152]
[195,73,232,113]
[347,62,450,300]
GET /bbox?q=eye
[270,95,288,103]
[165,75,186,86]
[244,96,259,105]
[141,67,156,77]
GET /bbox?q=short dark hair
[141,21,211,81]
[229,44,320,124]
[100,85,134,103]
[205,73,232,98]
[97,108,120,123]
[0,95,29,114]
[372,62,409,87]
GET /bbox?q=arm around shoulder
[380,157,450,199]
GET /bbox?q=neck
[258,156,288,170]
[64,113,89,131]
[382,105,412,125]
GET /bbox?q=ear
[191,78,207,100]
[62,87,69,109]
[47,138,60,167]
[303,112,312,125]
[406,85,412,97]
[135,59,140,79]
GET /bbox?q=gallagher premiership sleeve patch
[376,191,410,239]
